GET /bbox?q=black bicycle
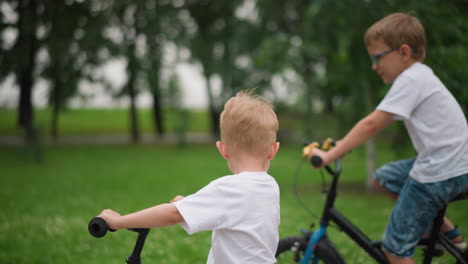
[88,217,150,264]
[275,139,468,264]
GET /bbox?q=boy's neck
[402,59,420,72]
[393,60,419,84]
[228,154,269,174]
[405,60,419,69]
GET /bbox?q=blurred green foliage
[1,0,466,143]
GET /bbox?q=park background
[1,0,467,263]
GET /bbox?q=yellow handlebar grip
[321,138,334,151]
[303,142,320,157]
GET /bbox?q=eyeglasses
[370,49,396,65]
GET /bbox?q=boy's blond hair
[364,12,426,61]
[220,90,278,156]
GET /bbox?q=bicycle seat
[449,188,468,202]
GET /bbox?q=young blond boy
[97,91,281,263]
[309,13,468,264]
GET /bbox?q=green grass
[0,108,211,135]
[0,108,342,140]
[0,144,466,263]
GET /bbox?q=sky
[0,0,260,110]
[0,46,213,110]
[0,0,301,110]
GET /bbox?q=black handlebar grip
[88,217,115,238]
[310,155,323,167]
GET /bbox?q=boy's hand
[306,140,349,168]
[98,209,122,230]
[308,148,330,168]
[170,195,185,203]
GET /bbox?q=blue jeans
[374,158,468,257]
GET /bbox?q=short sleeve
[173,181,229,234]
[377,76,421,120]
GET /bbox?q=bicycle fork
[300,225,327,264]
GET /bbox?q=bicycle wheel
[276,235,346,264]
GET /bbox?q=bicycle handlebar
[304,138,334,167]
[304,139,341,176]
[88,217,116,238]
[310,155,323,167]
[88,217,151,264]
[88,217,150,239]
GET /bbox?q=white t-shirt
[173,171,280,264]
[377,62,468,183]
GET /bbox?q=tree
[184,0,245,136]
[1,0,40,143]
[104,0,187,142]
[107,1,146,143]
[42,0,110,140]
[141,0,185,137]
[420,1,468,112]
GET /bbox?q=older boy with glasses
[309,12,468,264]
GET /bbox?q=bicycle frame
[298,160,467,264]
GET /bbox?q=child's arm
[171,195,185,203]
[98,198,184,230]
[312,110,394,166]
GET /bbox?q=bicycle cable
[293,158,320,220]
[293,157,340,230]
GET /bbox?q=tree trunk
[18,73,34,136]
[51,82,61,141]
[300,54,314,139]
[209,108,220,137]
[127,43,140,143]
[325,97,334,113]
[151,91,164,136]
[16,0,38,143]
[149,54,164,137]
[129,90,139,143]
[147,15,165,137]
[204,72,220,137]
[221,13,233,99]
[365,138,377,190]
[363,82,377,191]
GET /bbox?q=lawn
[1,143,466,264]
[0,108,212,135]
[0,108,342,142]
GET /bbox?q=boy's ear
[216,141,229,159]
[266,142,280,160]
[400,44,412,61]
